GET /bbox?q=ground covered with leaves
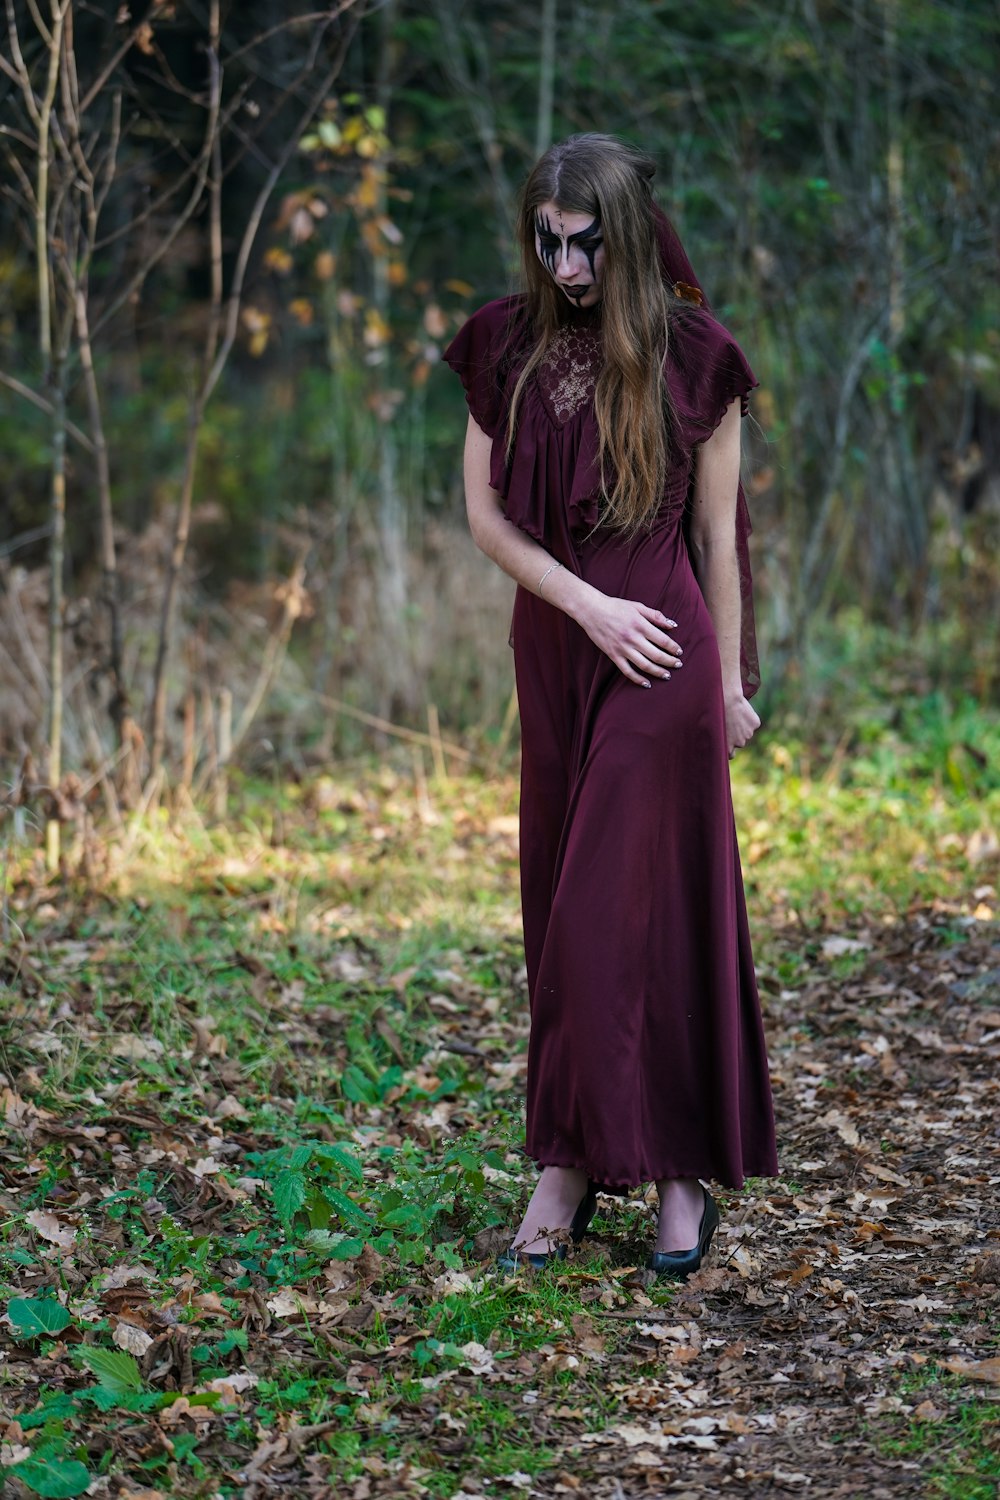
[2,701,999,1498]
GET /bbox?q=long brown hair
[507,134,674,536]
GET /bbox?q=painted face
[533,199,605,308]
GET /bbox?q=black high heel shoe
[647,1186,719,1279]
[496,1182,598,1271]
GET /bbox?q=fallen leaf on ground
[25,1210,76,1249]
[940,1355,1000,1384]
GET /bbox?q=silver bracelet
[538,560,563,596]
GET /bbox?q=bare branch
[223,5,357,66]
[25,0,52,47]
[0,46,21,86]
[90,84,247,253]
[35,0,70,361]
[6,0,41,128]
[0,372,93,451]
[3,140,36,208]
[94,91,121,217]
[87,43,224,342]
[204,54,346,401]
[79,0,171,114]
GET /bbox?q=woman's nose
[554,246,580,280]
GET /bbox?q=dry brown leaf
[96,1264,157,1290]
[111,1034,164,1061]
[940,1355,1000,1384]
[214,1094,248,1120]
[113,1321,154,1356]
[818,1107,861,1147]
[25,1209,76,1249]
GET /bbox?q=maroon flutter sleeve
[672,309,758,445]
[653,204,762,698]
[669,307,761,700]
[442,296,524,440]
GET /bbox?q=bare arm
[463,414,684,687]
[688,398,761,756]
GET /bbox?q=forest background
[2,6,1000,1497]
[1,0,998,822]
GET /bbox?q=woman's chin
[562,287,601,308]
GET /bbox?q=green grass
[872,1370,1000,1500]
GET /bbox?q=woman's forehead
[534,199,600,235]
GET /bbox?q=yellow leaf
[352,164,381,211]
[364,308,390,347]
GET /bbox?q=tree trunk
[373,0,411,720]
[534,0,556,160]
[45,350,67,872]
[74,288,136,773]
[148,3,223,782]
[882,0,923,587]
[39,0,70,872]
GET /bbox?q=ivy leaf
[75,1345,143,1393]
[272,1169,307,1224]
[10,1457,92,1498]
[7,1298,73,1339]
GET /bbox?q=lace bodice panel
[537,323,602,426]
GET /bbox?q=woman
[444,135,778,1276]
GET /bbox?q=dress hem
[530,1152,779,1195]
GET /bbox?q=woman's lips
[563,283,590,295]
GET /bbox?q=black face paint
[573,218,603,279]
[534,211,604,298]
[536,210,560,277]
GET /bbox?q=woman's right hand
[576,592,683,688]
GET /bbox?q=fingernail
[663,671,671,679]
[642,680,651,689]
[667,619,678,628]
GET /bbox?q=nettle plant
[247,1135,511,1267]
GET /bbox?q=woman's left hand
[725,693,760,758]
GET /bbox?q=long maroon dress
[444,292,778,1191]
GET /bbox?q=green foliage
[7,1297,73,1339]
[3,1,999,760]
[872,1379,1000,1499]
[247,1133,507,1262]
[73,1346,143,1394]
[8,1457,92,1499]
